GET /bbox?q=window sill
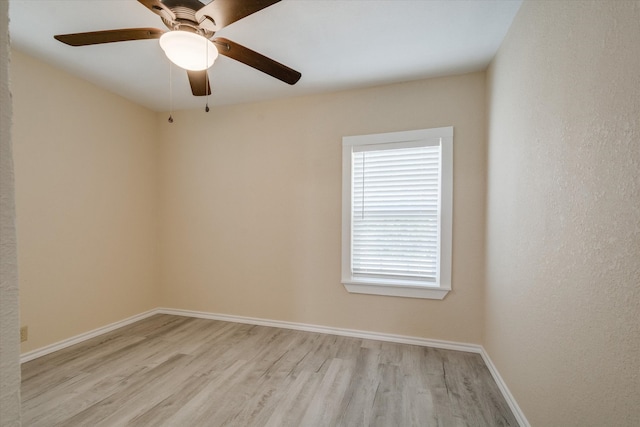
[342,280,450,300]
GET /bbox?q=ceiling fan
[53,0,302,97]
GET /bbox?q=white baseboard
[19,309,158,363]
[21,307,529,426]
[157,307,483,354]
[479,348,530,427]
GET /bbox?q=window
[342,127,453,299]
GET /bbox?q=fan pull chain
[168,61,174,123]
[205,38,210,113]
[205,75,210,112]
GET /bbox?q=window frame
[341,127,453,300]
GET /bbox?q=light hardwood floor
[21,314,518,426]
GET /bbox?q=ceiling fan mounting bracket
[165,18,214,39]
[199,16,217,32]
[212,39,230,52]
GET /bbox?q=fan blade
[54,28,164,46]
[187,70,212,96]
[137,0,176,21]
[213,37,301,85]
[196,0,280,32]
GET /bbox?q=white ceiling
[9,0,522,112]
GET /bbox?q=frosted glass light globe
[159,31,218,71]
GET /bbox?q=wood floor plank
[21,314,519,426]
[161,359,251,426]
[263,370,323,427]
[299,357,355,426]
[336,346,380,426]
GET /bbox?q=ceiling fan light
[159,31,218,71]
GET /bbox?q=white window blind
[342,126,452,300]
[351,144,440,281]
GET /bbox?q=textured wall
[0,1,21,425]
[486,1,640,425]
[159,72,487,344]
[12,51,161,353]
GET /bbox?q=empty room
[1,1,638,426]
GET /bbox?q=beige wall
[11,52,487,351]
[485,1,640,426]
[0,1,21,424]
[159,72,487,343]
[12,51,160,353]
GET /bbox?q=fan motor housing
[160,1,215,37]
